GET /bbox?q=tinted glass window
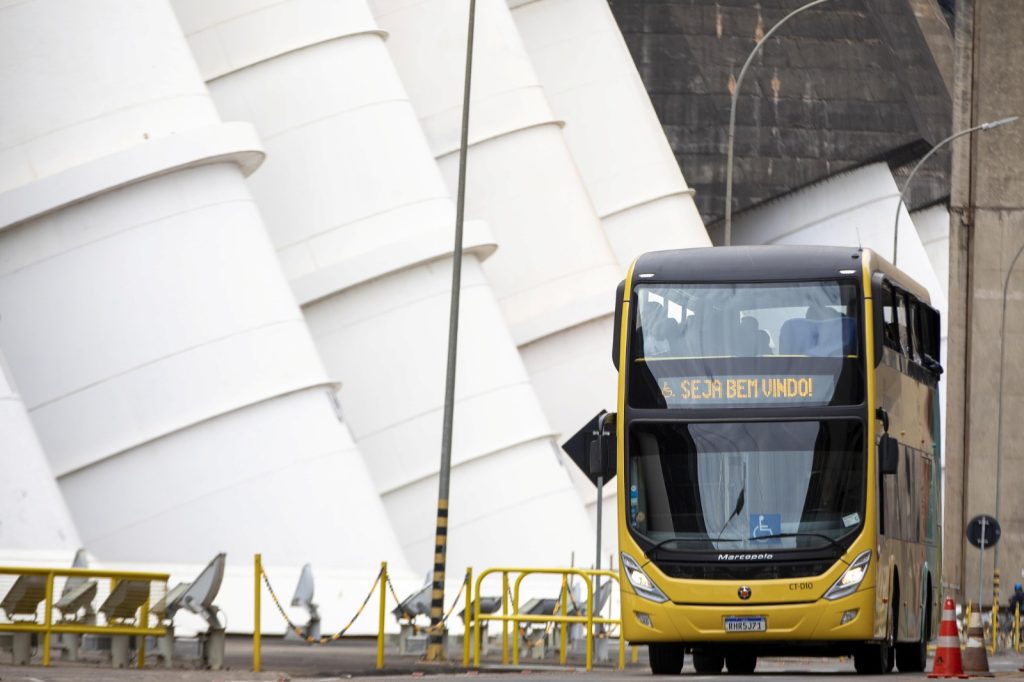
[627,420,865,553]
[629,281,863,408]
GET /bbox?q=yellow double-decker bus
[610,246,942,675]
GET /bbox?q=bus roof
[630,246,930,305]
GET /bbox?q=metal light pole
[723,0,836,245]
[425,0,477,662]
[891,116,1018,267]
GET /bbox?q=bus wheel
[692,652,724,673]
[648,643,684,675]
[855,593,897,674]
[725,653,757,674]
[896,592,930,672]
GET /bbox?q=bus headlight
[621,552,668,603]
[823,550,872,601]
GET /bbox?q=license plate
[724,616,766,632]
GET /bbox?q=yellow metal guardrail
[253,555,389,671]
[471,567,624,671]
[0,565,169,667]
[253,555,475,672]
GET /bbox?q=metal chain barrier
[261,565,382,645]
[385,572,466,634]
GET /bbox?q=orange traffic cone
[929,597,967,678]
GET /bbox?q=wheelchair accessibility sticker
[749,513,781,545]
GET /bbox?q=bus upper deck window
[895,290,911,357]
[881,282,900,350]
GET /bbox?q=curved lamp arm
[723,0,836,245]
[892,116,1017,266]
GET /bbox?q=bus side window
[895,290,911,358]
[908,296,923,365]
[881,282,900,350]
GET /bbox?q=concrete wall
[946,0,1024,605]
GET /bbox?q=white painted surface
[510,0,712,546]
[175,0,593,573]
[510,0,710,264]
[0,352,80,550]
[0,0,405,570]
[724,163,946,315]
[372,0,626,563]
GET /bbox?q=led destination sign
[659,375,836,407]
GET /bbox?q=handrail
[0,565,169,667]
[472,567,624,671]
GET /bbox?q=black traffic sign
[966,514,1000,549]
[561,410,616,487]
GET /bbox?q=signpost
[967,514,1001,611]
[562,411,616,597]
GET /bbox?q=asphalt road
[1,637,1023,681]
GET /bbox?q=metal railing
[471,567,624,671]
[0,565,169,667]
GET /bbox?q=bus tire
[692,652,724,673]
[648,643,684,675]
[725,653,757,674]
[896,585,930,672]
[855,586,897,674]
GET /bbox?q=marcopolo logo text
[717,553,773,561]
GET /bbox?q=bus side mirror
[589,412,617,481]
[879,434,899,475]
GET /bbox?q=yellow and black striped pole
[425,0,477,662]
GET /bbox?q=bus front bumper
[621,586,876,643]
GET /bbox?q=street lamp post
[425,0,478,662]
[891,116,1018,267]
[723,0,836,246]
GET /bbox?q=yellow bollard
[377,561,387,670]
[463,568,473,668]
[253,554,262,672]
[473,573,482,668]
[42,571,54,666]
[992,569,1000,654]
[138,598,149,668]
[501,573,509,664]
[584,578,593,672]
[1011,602,1019,655]
[631,643,639,665]
[1016,602,1021,654]
[512,581,520,666]
[559,575,568,666]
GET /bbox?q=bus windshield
[629,280,863,408]
[627,420,865,553]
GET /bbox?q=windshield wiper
[746,532,844,552]
[645,536,719,559]
[715,463,747,540]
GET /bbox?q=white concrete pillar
[0,350,80,550]
[171,0,593,573]
[723,163,946,314]
[369,2,626,565]
[509,0,710,265]
[508,0,712,552]
[0,0,404,569]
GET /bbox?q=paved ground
[2,637,1024,680]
